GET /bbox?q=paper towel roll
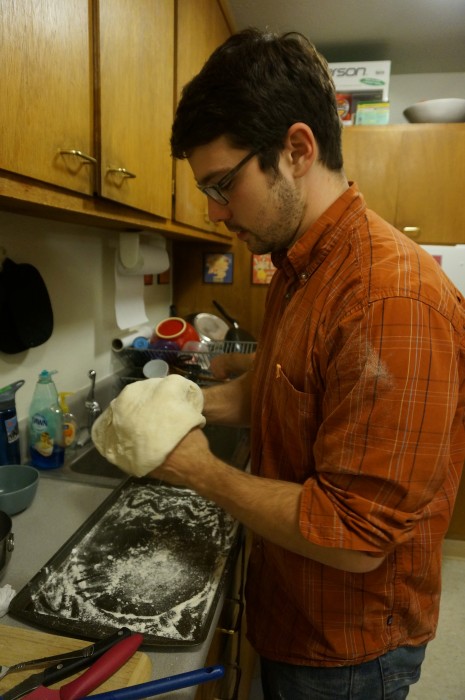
[112,325,153,352]
[114,235,170,330]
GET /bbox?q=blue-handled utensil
[78,665,224,700]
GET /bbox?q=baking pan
[9,478,239,646]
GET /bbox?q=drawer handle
[402,226,421,238]
[59,149,97,164]
[107,166,137,179]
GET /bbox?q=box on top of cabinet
[330,60,391,125]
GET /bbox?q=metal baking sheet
[9,477,239,646]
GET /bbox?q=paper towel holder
[119,232,140,269]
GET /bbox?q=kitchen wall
[0,210,172,423]
[389,72,465,123]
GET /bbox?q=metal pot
[212,300,256,345]
[184,312,229,343]
[0,511,14,578]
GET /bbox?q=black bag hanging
[0,257,54,354]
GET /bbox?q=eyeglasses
[196,150,259,205]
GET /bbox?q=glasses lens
[202,185,229,205]
[198,149,258,205]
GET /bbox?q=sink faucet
[76,369,101,448]
[85,369,101,431]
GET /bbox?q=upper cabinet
[342,124,465,245]
[0,1,94,195]
[97,0,174,218]
[173,0,231,238]
[0,0,174,219]
[0,0,232,241]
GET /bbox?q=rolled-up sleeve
[300,296,462,553]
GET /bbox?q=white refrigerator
[421,245,465,296]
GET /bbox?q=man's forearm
[202,370,252,426]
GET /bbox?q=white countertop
[1,475,223,699]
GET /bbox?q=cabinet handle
[216,596,243,635]
[59,149,97,164]
[107,166,137,179]
[402,226,421,238]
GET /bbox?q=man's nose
[207,197,232,224]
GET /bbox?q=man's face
[189,136,306,254]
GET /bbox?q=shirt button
[299,272,308,281]
[284,292,291,300]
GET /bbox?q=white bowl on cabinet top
[403,98,465,123]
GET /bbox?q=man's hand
[149,428,212,487]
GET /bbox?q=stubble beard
[240,174,304,255]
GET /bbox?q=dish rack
[114,340,257,388]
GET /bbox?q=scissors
[20,634,143,700]
[0,629,140,700]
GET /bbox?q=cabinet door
[0,0,94,194]
[396,125,465,244]
[98,0,174,218]
[342,126,402,224]
[343,125,465,245]
[174,0,231,236]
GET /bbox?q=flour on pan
[30,482,237,642]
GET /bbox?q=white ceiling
[227,0,465,75]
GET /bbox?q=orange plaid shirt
[246,184,465,666]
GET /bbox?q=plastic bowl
[403,98,465,123]
[0,465,39,515]
[153,317,200,349]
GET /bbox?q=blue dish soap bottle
[0,379,25,465]
[28,370,64,469]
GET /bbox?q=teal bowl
[0,465,39,515]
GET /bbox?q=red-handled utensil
[21,634,143,700]
[0,628,133,683]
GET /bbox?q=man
[155,29,465,699]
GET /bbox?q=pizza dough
[91,374,206,477]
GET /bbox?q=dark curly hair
[171,28,343,173]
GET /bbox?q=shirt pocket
[263,362,319,482]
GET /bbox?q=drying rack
[113,340,257,388]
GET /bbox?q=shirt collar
[271,183,366,282]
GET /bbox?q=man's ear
[285,122,316,178]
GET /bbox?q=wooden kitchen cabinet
[0,0,94,195]
[342,126,402,224]
[0,0,174,219]
[0,0,236,242]
[342,124,465,244]
[174,0,233,240]
[97,0,174,218]
[195,532,257,700]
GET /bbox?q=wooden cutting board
[0,625,152,694]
